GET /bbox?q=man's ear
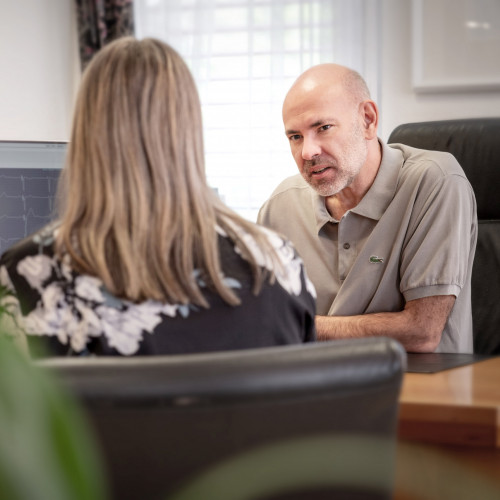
[360,100,379,139]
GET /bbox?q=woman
[0,37,316,357]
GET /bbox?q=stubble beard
[302,122,368,197]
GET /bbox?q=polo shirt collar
[312,139,404,231]
[351,140,403,221]
[312,190,333,232]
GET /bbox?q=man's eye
[320,125,331,132]
[289,134,302,142]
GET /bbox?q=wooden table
[394,356,500,500]
[399,355,500,447]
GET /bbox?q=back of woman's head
[58,37,276,306]
[67,37,207,226]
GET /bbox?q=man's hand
[315,295,456,352]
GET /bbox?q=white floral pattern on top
[17,255,54,291]
[10,253,212,355]
[0,224,316,356]
[219,223,317,299]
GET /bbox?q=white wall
[0,0,80,141]
[379,0,500,140]
[1,0,498,144]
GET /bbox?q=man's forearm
[315,295,456,353]
[315,311,436,352]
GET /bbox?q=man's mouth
[311,166,330,176]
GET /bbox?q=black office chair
[39,337,406,500]
[388,118,500,354]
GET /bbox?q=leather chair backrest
[388,118,500,354]
[39,337,406,500]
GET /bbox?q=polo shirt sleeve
[399,161,477,302]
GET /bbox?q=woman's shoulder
[218,219,294,263]
[218,220,316,300]
[0,223,58,270]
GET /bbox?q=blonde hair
[56,37,278,306]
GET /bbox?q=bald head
[281,63,380,199]
[284,64,371,114]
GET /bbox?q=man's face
[283,85,368,197]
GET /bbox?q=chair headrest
[388,118,500,219]
[37,338,406,404]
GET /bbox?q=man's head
[282,64,379,197]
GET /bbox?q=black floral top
[0,223,316,357]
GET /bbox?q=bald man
[258,64,477,353]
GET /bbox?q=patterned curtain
[75,0,135,70]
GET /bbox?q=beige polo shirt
[258,141,477,353]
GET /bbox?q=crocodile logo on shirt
[369,255,384,264]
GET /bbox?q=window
[134,0,380,221]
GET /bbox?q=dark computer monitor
[0,140,67,253]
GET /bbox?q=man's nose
[301,137,321,160]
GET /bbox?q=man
[258,64,477,353]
